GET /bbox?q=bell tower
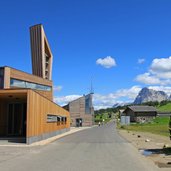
[30,24,53,80]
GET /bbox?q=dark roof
[127,106,157,112]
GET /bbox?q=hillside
[157,102,171,112]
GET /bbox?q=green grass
[94,112,112,123]
[120,117,170,137]
[153,117,170,124]
[118,102,171,137]
[157,102,171,112]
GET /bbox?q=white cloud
[138,58,145,64]
[53,85,171,110]
[54,95,81,106]
[135,73,161,85]
[148,86,171,95]
[54,86,141,110]
[53,85,63,92]
[135,56,171,86]
[114,86,141,99]
[151,57,171,72]
[93,85,171,109]
[155,72,171,79]
[96,56,116,68]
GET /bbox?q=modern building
[123,106,157,123]
[30,24,53,80]
[0,24,70,144]
[64,93,94,127]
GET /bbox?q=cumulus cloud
[94,85,171,109]
[135,73,161,85]
[135,56,171,85]
[138,58,145,64]
[114,86,141,99]
[53,84,171,110]
[53,85,63,92]
[54,95,81,106]
[148,86,171,94]
[54,86,141,110]
[96,56,116,68]
[151,57,171,72]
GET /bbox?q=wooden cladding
[3,67,53,100]
[10,67,52,86]
[0,89,70,139]
[27,90,70,137]
[30,24,53,80]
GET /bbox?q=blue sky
[1,0,171,109]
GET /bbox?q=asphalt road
[0,122,159,171]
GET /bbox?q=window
[61,117,64,124]
[85,94,93,114]
[47,114,67,124]
[47,115,57,122]
[10,78,51,91]
[57,116,61,122]
[85,96,91,114]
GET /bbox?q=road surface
[0,122,159,171]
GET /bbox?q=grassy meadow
[119,102,171,137]
[120,117,170,136]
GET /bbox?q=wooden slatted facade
[30,24,53,80]
[1,66,53,101]
[0,89,70,144]
[27,90,70,137]
[64,94,94,127]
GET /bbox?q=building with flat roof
[0,24,70,144]
[64,93,94,127]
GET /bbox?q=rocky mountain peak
[134,87,168,104]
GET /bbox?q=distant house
[123,106,157,123]
[63,93,94,127]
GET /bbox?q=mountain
[113,102,131,108]
[134,87,168,104]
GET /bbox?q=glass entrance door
[76,118,82,127]
[8,103,26,136]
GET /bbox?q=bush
[120,125,126,129]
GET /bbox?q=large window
[85,95,91,114]
[10,78,51,91]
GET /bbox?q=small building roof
[127,105,157,112]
